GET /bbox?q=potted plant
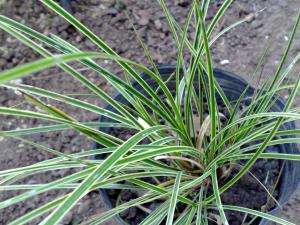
[0,0,300,224]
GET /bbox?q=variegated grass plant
[0,0,300,224]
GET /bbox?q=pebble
[78,199,92,214]
[121,189,133,201]
[251,20,263,29]
[0,58,6,68]
[104,8,118,16]
[154,19,162,30]
[127,207,137,219]
[61,212,73,224]
[138,10,150,26]
[75,35,83,42]
[111,13,126,25]
[3,52,13,60]
[220,59,230,65]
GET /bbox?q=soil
[0,0,300,224]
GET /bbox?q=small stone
[138,10,150,26]
[111,13,126,25]
[127,207,137,219]
[61,212,73,224]
[121,189,133,201]
[0,58,6,67]
[251,20,263,29]
[220,59,230,65]
[78,199,92,214]
[75,35,83,42]
[139,17,149,26]
[159,32,166,39]
[3,51,13,60]
[104,8,118,16]
[154,19,162,30]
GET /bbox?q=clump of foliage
[0,0,300,224]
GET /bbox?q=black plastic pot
[95,65,300,225]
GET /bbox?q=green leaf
[166,172,182,225]
[0,122,129,136]
[0,52,98,83]
[0,107,121,147]
[211,164,229,225]
[207,204,295,225]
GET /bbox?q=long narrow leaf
[166,172,182,225]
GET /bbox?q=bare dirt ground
[0,0,299,224]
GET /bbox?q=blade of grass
[0,52,100,83]
[198,8,218,156]
[211,164,229,225]
[207,204,295,225]
[3,83,133,126]
[0,168,94,209]
[0,122,128,136]
[0,106,122,147]
[166,172,182,225]
[140,201,169,225]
